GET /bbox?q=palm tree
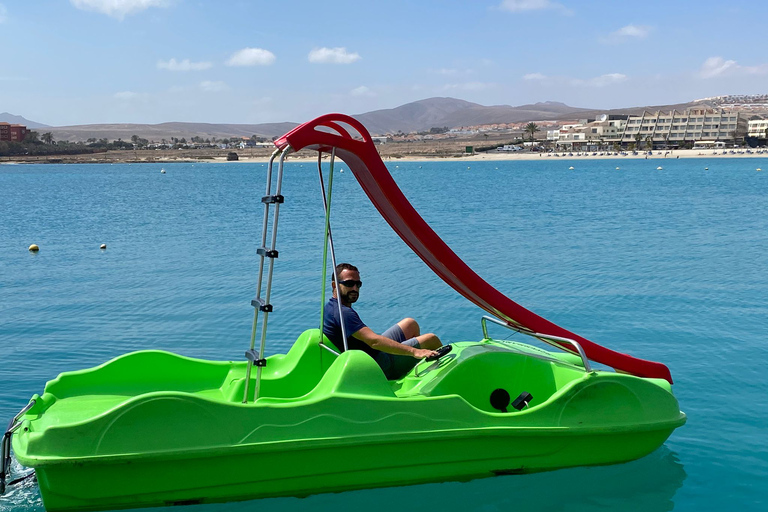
[645,135,653,151]
[41,132,54,145]
[524,123,540,143]
[634,133,642,149]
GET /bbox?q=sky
[2,0,768,127]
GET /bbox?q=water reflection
[0,448,686,512]
[113,447,684,512]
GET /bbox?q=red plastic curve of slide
[274,114,673,383]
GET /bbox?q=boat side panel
[33,426,678,512]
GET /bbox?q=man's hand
[413,348,439,359]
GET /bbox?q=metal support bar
[317,148,348,351]
[319,343,341,356]
[1,400,35,495]
[480,315,592,372]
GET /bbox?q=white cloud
[698,56,768,78]
[442,81,496,91]
[114,91,139,100]
[587,73,627,87]
[614,24,650,38]
[0,4,7,24]
[430,68,475,76]
[70,0,170,20]
[226,48,276,67]
[308,47,361,64]
[568,73,627,87]
[157,58,212,71]
[200,81,228,92]
[700,57,738,78]
[351,86,375,97]
[528,72,626,87]
[498,0,572,15]
[601,24,651,43]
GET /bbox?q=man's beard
[339,289,358,304]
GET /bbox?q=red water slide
[275,114,673,383]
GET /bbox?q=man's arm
[352,326,436,359]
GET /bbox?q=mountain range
[0,112,50,129]
[3,96,733,142]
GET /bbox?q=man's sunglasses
[337,279,363,288]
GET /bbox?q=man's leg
[416,333,442,349]
[397,318,420,339]
[397,317,441,349]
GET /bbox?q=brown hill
[46,121,298,144]
[36,97,747,143]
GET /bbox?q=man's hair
[332,263,358,282]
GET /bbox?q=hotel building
[0,123,29,142]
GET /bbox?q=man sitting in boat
[323,263,443,379]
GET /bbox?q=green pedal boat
[3,114,685,511]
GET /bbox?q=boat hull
[32,425,680,511]
[12,332,685,511]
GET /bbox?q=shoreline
[3,148,768,165]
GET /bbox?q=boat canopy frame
[241,113,673,394]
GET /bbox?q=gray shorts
[374,324,421,380]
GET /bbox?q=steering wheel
[425,344,452,362]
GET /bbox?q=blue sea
[1,158,766,511]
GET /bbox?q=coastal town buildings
[552,109,749,149]
[0,123,28,142]
[747,118,768,138]
[620,109,746,147]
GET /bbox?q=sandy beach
[3,147,768,165]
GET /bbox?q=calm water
[1,158,766,511]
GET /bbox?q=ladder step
[257,247,278,258]
[245,349,267,367]
[261,194,285,204]
[251,298,273,312]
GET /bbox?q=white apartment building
[747,118,768,138]
[620,109,746,147]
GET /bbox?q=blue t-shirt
[323,298,378,357]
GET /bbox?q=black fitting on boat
[251,298,273,312]
[261,194,284,204]
[512,392,533,411]
[245,349,267,368]
[256,247,279,259]
[490,389,510,413]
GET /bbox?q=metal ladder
[241,145,349,403]
[242,148,290,404]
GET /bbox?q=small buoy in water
[615,166,620,170]
[160,168,166,174]
[705,167,709,170]
[657,166,663,170]
[29,244,39,252]
[100,243,107,250]
[569,166,574,170]
[757,168,762,171]
[339,169,344,173]
[467,166,470,169]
